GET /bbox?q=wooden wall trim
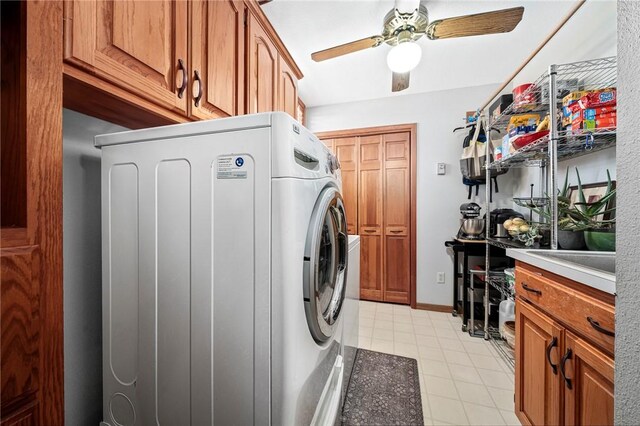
[316,123,417,139]
[27,1,64,423]
[415,303,451,313]
[245,0,303,79]
[409,124,417,309]
[317,123,418,309]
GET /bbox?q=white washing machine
[96,112,348,426]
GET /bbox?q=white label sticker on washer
[217,155,247,179]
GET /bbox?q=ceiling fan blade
[392,72,410,92]
[311,36,384,62]
[426,7,524,40]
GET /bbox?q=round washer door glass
[304,187,348,343]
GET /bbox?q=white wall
[63,109,127,425]
[307,84,522,306]
[615,2,640,423]
[512,149,616,200]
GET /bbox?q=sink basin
[531,251,615,274]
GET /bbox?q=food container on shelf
[502,321,516,348]
[499,299,515,339]
[511,130,550,149]
[513,83,536,107]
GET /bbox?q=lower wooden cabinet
[564,332,614,426]
[515,300,563,426]
[515,262,615,426]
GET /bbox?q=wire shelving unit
[478,56,617,341]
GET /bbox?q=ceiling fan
[311,1,524,92]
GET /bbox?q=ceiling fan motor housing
[383,5,429,45]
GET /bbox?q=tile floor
[357,300,521,426]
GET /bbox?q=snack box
[507,114,540,132]
[578,89,616,109]
[571,115,617,131]
[562,90,591,106]
[508,124,538,138]
[571,108,617,122]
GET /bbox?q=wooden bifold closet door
[319,126,415,306]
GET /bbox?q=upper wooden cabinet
[246,12,278,114]
[278,56,298,118]
[190,0,245,119]
[63,0,303,129]
[64,0,188,114]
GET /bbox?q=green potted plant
[513,168,616,251]
[513,168,584,249]
[573,169,616,251]
[556,168,586,250]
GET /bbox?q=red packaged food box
[513,83,536,107]
[578,89,616,109]
[570,105,617,119]
[571,115,617,131]
[571,111,617,125]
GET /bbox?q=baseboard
[414,302,452,313]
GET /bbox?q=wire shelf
[513,197,550,208]
[488,329,515,372]
[555,56,617,92]
[489,56,616,132]
[486,237,527,250]
[488,127,616,169]
[487,272,514,301]
[490,74,550,131]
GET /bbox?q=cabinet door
[1,248,40,421]
[383,133,410,304]
[190,0,244,119]
[278,57,298,118]
[64,0,188,113]
[358,135,383,301]
[515,300,563,426]
[246,12,278,114]
[334,137,358,235]
[563,332,614,426]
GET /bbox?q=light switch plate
[437,163,446,175]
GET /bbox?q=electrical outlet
[437,272,445,284]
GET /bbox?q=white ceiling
[263,0,617,107]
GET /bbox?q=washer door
[304,186,348,343]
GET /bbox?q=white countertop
[506,248,616,295]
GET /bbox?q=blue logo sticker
[235,157,244,167]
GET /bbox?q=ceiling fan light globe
[386,42,422,73]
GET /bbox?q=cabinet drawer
[515,266,614,354]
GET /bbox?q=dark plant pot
[558,230,586,250]
[538,228,551,248]
[584,230,616,252]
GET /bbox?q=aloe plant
[571,168,616,230]
[513,167,616,231]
